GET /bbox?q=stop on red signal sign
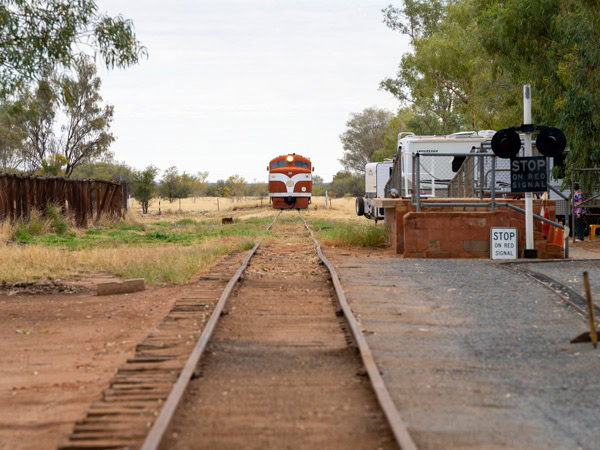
[510,156,547,193]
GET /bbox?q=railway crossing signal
[491,86,569,259]
[490,125,566,159]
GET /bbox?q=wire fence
[407,151,512,203]
[0,173,126,227]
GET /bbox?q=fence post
[416,153,421,212]
[491,155,496,212]
[571,175,575,243]
[471,157,475,197]
[479,153,485,198]
[411,154,416,205]
[122,182,128,212]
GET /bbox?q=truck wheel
[355,197,365,216]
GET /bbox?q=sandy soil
[0,276,224,450]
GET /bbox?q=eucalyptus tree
[381,0,521,133]
[475,0,600,184]
[339,107,393,173]
[133,165,158,214]
[0,0,146,98]
[18,57,115,176]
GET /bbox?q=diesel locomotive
[268,153,312,209]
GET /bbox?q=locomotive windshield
[293,161,310,169]
[271,160,287,169]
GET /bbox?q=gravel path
[328,252,600,449]
[519,260,600,299]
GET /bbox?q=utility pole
[523,85,537,258]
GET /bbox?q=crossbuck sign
[490,227,518,260]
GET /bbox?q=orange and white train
[268,153,312,209]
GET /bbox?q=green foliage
[474,0,600,187]
[175,219,196,226]
[71,159,135,184]
[381,0,521,134]
[0,0,146,98]
[38,153,68,176]
[159,167,196,203]
[311,219,387,247]
[247,182,268,198]
[339,107,393,173]
[224,174,247,198]
[0,101,27,170]
[132,165,158,214]
[11,217,270,250]
[11,204,69,243]
[46,204,68,234]
[8,57,115,174]
[331,171,364,197]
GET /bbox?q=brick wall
[377,198,561,258]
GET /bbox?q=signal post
[490,85,567,258]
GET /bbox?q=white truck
[396,130,496,197]
[356,131,496,220]
[355,161,393,221]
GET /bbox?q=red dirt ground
[0,276,216,450]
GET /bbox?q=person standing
[573,183,586,241]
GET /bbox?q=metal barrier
[410,152,570,257]
[412,152,498,212]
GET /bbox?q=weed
[145,231,169,240]
[175,219,196,226]
[239,240,256,251]
[311,219,387,248]
[46,204,68,234]
[116,222,146,232]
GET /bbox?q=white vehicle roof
[399,131,495,144]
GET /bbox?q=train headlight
[301,187,306,192]
[286,155,294,162]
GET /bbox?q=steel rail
[299,212,418,450]
[141,211,280,450]
[500,261,600,317]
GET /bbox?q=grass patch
[310,219,387,248]
[0,238,256,285]
[175,218,196,226]
[9,217,269,250]
[1,215,272,284]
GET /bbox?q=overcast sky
[96,1,409,182]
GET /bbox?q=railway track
[59,212,415,450]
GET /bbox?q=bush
[46,204,68,234]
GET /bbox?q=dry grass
[0,220,13,244]
[129,196,357,216]
[131,196,270,214]
[0,196,370,285]
[0,236,255,285]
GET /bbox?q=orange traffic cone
[553,222,564,247]
[542,207,550,238]
[547,223,556,244]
